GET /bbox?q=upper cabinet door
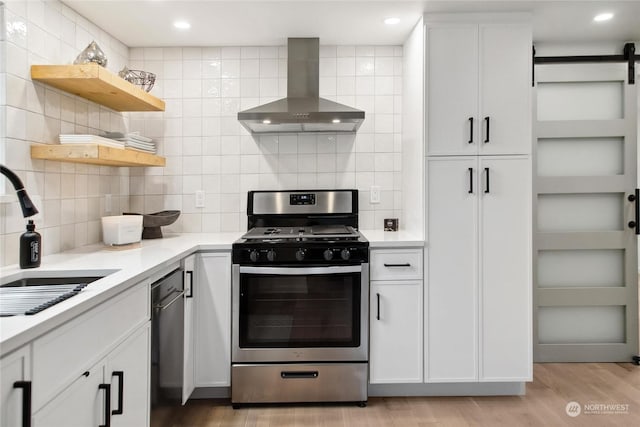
[479,24,532,155]
[426,24,479,156]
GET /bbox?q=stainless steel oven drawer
[232,363,368,404]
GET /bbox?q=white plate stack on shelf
[58,134,125,149]
[103,132,156,153]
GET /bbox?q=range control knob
[295,249,306,261]
[340,248,351,260]
[323,249,334,261]
[267,249,277,262]
[249,250,259,262]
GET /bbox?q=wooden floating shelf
[31,63,165,112]
[31,144,166,167]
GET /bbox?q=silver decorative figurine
[74,40,108,67]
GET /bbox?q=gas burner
[233,190,368,265]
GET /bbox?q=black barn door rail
[533,42,637,85]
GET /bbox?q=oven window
[239,272,361,348]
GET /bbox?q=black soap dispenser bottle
[20,220,41,269]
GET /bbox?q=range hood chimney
[237,38,365,134]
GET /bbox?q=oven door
[232,264,369,363]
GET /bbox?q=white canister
[101,215,143,245]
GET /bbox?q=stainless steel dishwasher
[150,268,185,406]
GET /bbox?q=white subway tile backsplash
[2,33,403,265]
[221,59,240,78]
[337,45,355,57]
[240,59,259,78]
[356,58,375,76]
[337,57,355,76]
[375,76,394,95]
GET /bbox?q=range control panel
[290,193,316,205]
[232,242,369,265]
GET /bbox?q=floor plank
[151,363,640,426]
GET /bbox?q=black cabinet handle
[13,381,31,427]
[383,263,411,267]
[468,117,474,144]
[484,116,490,143]
[376,293,381,321]
[628,189,640,235]
[185,270,193,298]
[111,371,124,416]
[468,167,474,194]
[98,384,111,427]
[281,371,318,379]
[484,168,490,194]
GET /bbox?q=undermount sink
[0,269,119,316]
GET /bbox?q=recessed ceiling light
[593,12,614,22]
[262,119,271,124]
[173,21,191,30]
[384,17,400,25]
[332,119,341,124]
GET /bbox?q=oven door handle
[239,266,362,275]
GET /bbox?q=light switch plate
[370,186,380,204]
[195,190,205,208]
[105,194,112,213]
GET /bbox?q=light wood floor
[151,363,640,426]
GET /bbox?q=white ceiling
[64,0,640,47]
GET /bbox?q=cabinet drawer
[32,282,149,411]
[370,249,423,281]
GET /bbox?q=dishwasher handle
[153,289,185,311]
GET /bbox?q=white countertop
[0,230,423,357]
[362,229,425,248]
[0,233,239,356]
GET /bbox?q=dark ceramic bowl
[123,210,180,239]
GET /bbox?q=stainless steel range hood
[237,38,365,134]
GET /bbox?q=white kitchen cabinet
[182,254,196,403]
[107,324,151,427]
[194,252,232,387]
[479,157,532,381]
[33,359,106,427]
[22,280,151,426]
[426,157,478,382]
[426,17,531,156]
[31,282,149,410]
[369,249,423,384]
[33,324,150,427]
[1,345,31,427]
[426,156,531,382]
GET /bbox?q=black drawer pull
[281,371,319,379]
[112,371,124,416]
[376,293,381,321]
[99,383,111,427]
[484,116,490,143]
[13,381,31,427]
[383,263,411,267]
[484,167,490,194]
[185,270,193,298]
[468,117,474,144]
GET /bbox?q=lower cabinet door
[194,252,231,387]
[0,346,31,427]
[33,363,106,427]
[369,281,423,384]
[108,324,151,427]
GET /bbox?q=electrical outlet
[195,190,205,208]
[370,186,380,204]
[105,194,112,213]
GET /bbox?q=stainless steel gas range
[231,189,369,407]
